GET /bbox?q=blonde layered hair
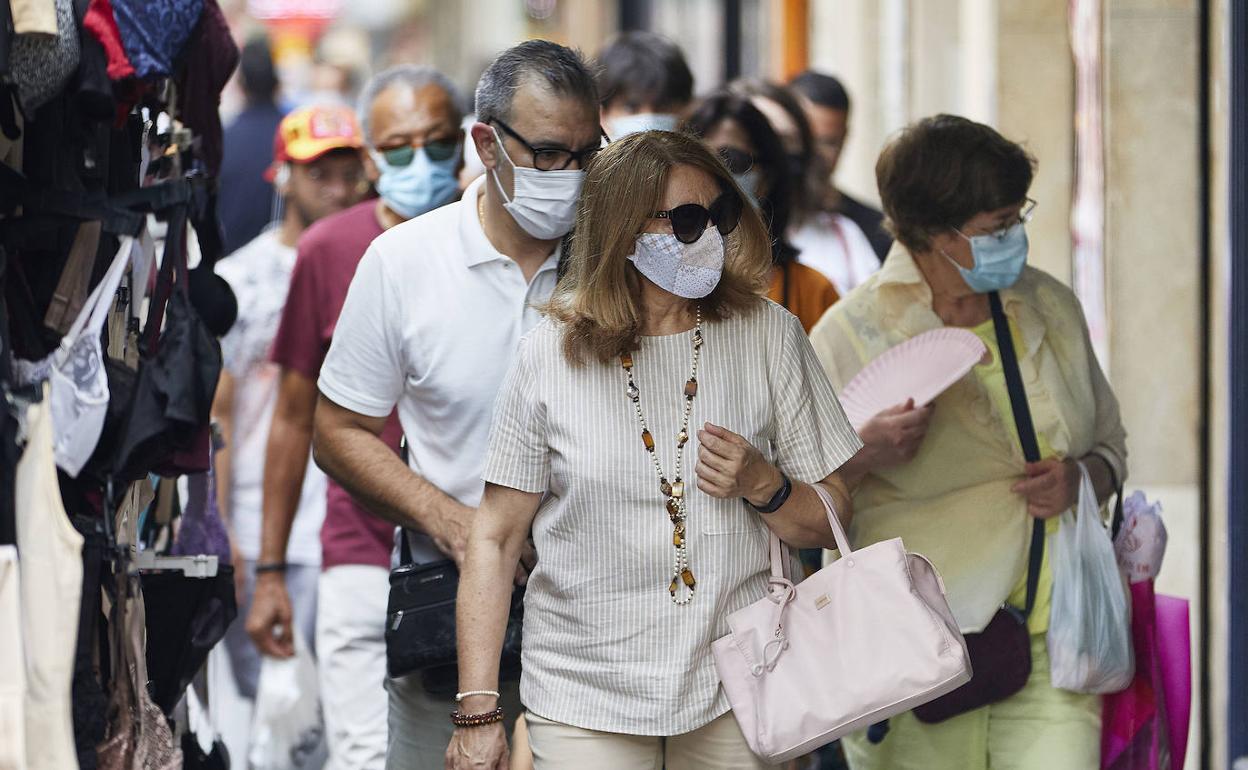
[546,131,772,365]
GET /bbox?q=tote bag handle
[766,481,852,583]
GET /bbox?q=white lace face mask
[627,228,725,299]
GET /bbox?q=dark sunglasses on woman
[653,191,744,244]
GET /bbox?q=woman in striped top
[447,131,862,770]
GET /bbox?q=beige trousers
[524,711,772,770]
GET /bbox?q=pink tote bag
[1101,581,1192,770]
[712,484,972,763]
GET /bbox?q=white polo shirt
[318,176,560,562]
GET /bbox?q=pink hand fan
[839,328,987,430]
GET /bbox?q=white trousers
[317,565,390,770]
[524,711,771,770]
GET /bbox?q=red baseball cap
[266,104,363,181]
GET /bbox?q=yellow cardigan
[809,244,1127,633]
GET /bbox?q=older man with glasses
[311,41,603,769]
[244,65,465,770]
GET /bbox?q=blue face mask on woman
[370,145,460,220]
[944,221,1029,293]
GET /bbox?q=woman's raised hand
[857,399,934,468]
[696,423,783,507]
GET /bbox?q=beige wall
[997,0,1074,283]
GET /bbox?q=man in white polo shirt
[311,40,603,769]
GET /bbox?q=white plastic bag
[248,631,326,770]
[1047,462,1135,694]
[1114,490,1168,583]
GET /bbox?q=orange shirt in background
[767,261,840,333]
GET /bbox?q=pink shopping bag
[1102,582,1191,770]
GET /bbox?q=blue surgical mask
[370,145,460,220]
[608,112,680,139]
[944,222,1029,293]
[733,169,761,207]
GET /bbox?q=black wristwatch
[746,473,792,514]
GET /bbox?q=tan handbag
[711,484,972,763]
[97,483,181,770]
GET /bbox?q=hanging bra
[12,235,135,477]
[112,204,222,480]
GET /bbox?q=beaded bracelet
[450,707,505,728]
[455,689,500,703]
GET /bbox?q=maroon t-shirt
[271,199,402,570]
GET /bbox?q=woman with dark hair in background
[684,92,838,333]
[735,77,885,296]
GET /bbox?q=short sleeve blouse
[482,300,861,735]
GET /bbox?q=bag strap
[766,482,852,583]
[55,236,134,361]
[141,206,190,355]
[398,434,413,566]
[1102,455,1126,539]
[988,291,1046,620]
[43,220,102,334]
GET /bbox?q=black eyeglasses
[716,147,754,175]
[492,118,605,171]
[653,192,743,244]
[375,136,460,167]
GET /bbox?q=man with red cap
[211,104,369,712]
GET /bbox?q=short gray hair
[474,40,598,126]
[357,65,464,145]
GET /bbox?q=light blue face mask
[370,145,460,220]
[607,112,681,139]
[945,221,1029,293]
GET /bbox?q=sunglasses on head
[716,147,754,175]
[653,192,744,244]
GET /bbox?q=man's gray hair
[474,39,598,126]
[357,64,464,145]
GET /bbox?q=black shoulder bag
[913,291,1045,723]
[384,437,525,695]
[385,532,525,695]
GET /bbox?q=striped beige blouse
[482,300,862,736]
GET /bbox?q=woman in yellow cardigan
[809,115,1128,770]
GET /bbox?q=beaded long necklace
[620,308,703,605]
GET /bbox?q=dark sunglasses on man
[652,191,744,244]
[375,137,460,167]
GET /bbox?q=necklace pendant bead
[671,480,685,499]
[672,522,686,547]
[668,575,679,596]
[681,568,696,589]
[684,378,698,398]
[641,430,655,451]
[627,383,639,401]
[660,479,672,496]
[677,429,688,446]
[620,352,633,369]
[693,329,703,348]
[666,498,680,520]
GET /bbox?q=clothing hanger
[102,477,219,578]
